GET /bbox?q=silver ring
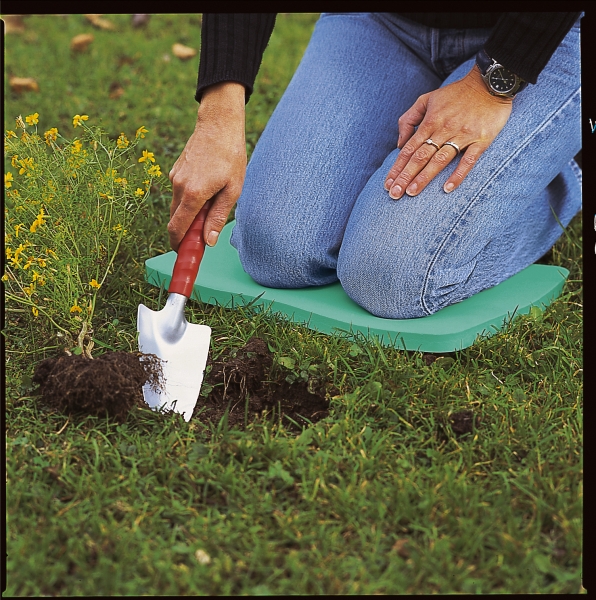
[442,141,460,155]
[425,138,440,151]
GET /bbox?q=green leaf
[349,343,362,357]
[278,356,295,370]
[433,356,455,369]
[532,552,552,573]
[297,428,313,445]
[200,382,213,397]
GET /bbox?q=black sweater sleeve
[196,13,276,104]
[195,12,581,101]
[483,12,581,84]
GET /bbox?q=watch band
[475,48,494,76]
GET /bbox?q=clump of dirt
[197,337,329,431]
[32,351,163,422]
[448,410,481,435]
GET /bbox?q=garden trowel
[137,199,213,422]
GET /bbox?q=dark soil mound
[197,337,329,431]
[32,352,163,422]
[448,410,480,435]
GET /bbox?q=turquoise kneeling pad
[144,221,568,353]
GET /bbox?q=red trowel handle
[168,199,214,298]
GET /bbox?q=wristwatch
[475,49,527,99]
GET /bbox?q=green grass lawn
[3,14,584,595]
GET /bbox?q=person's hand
[168,81,246,251]
[384,66,513,199]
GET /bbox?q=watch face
[489,67,517,93]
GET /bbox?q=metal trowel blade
[137,293,210,422]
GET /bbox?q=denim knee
[231,215,339,288]
[337,241,430,319]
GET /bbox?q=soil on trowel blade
[196,337,329,431]
[32,351,163,422]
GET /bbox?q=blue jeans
[231,12,582,318]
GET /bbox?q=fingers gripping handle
[168,199,213,298]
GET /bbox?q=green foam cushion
[144,221,568,352]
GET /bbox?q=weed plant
[4,113,169,356]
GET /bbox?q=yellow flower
[2,274,8,282]
[37,276,46,286]
[72,114,89,128]
[143,179,150,189]
[117,133,129,149]
[15,116,26,129]
[30,208,46,233]
[89,279,101,289]
[23,256,35,270]
[11,155,19,168]
[148,164,162,177]
[5,233,12,243]
[24,283,35,296]
[6,247,13,259]
[71,139,83,154]
[134,188,145,197]
[37,257,47,267]
[32,306,39,317]
[25,113,39,126]
[138,150,155,163]
[112,224,128,236]
[70,303,83,314]
[47,249,58,259]
[44,127,58,145]
[6,130,17,138]
[99,193,114,200]
[5,173,13,188]
[18,157,34,175]
[114,177,127,186]
[14,224,25,237]
[136,126,148,139]
[9,256,21,268]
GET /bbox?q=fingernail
[389,185,402,200]
[406,183,418,196]
[385,178,394,191]
[444,182,455,193]
[206,231,219,246]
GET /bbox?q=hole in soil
[31,337,330,431]
[197,337,329,431]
